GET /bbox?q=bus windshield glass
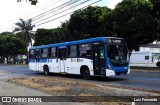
[106,39,129,67]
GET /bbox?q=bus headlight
[108,64,114,71]
[127,64,130,74]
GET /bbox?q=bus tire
[44,66,50,76]
[82,67,90,80]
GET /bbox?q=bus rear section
[28,37,130,79]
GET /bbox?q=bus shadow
[30,72,127,82]
[91,76,127,82]
[50,73,127,82]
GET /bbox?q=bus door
[58,47,67,73]
[93,43,106,76]
[35,49,40,71]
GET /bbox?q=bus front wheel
[82,68,90,80]
[44,66,50,75]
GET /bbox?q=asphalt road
[0,65,160,92]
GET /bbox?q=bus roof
[29,37,122,50]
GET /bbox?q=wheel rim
[45,70,48,75]
[44,67,49,75]
[83,69,90,79]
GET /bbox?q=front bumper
[105,68,130,77]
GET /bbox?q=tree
[149,0,160,19]
[0,32,13,63]
[110,0,158,54]
[34,29,54,46]
[59,21,70,42]
[0,33,27,63]
[149,0,160,41]
[68,6,111,40]
[17,0,38,5]
[13,19,35,47]
[34,21,69,46]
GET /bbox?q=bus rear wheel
[82,68,90,80]
[44,66,50,76]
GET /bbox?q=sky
[0,0,122,32]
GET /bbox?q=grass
[8,77,69,94]
[7,76,156,105]
[8,76,98,95]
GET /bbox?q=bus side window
[59,49,66,60]
[41,48,48,58]
[79,43,91,57]
[29,50,35,58]
[35,49,40,59]
[69,45,77,57]
[51,47,56,58]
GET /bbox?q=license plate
[120,73,124,75]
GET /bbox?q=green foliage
[110,0,158,53]
[0,33,27,58]
[68,6,111,40]
[33,4,160,54]
[34,27,68,46]
[17,0,38,5]
[13,19,35,46]
[34,6,111,46]
[149,0,160,41]
[0,32,13,36]
[34,29,54,46]
[149,0,160,19]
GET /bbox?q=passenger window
[42,48,48,58]
[35,49,40,59]
[29,50,35,58]
[79,43,91,57]
[69,45,77,57]
[51,47,56,58]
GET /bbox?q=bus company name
[71,59,77,62]
[77,59,84,62]
[71,59,84,62]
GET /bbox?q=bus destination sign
[106,39,125,44]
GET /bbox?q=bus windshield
[107,43,129,67]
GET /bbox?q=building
[140,44,160,52]
[130,44,160,67]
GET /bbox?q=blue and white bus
[29,37,130,79]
